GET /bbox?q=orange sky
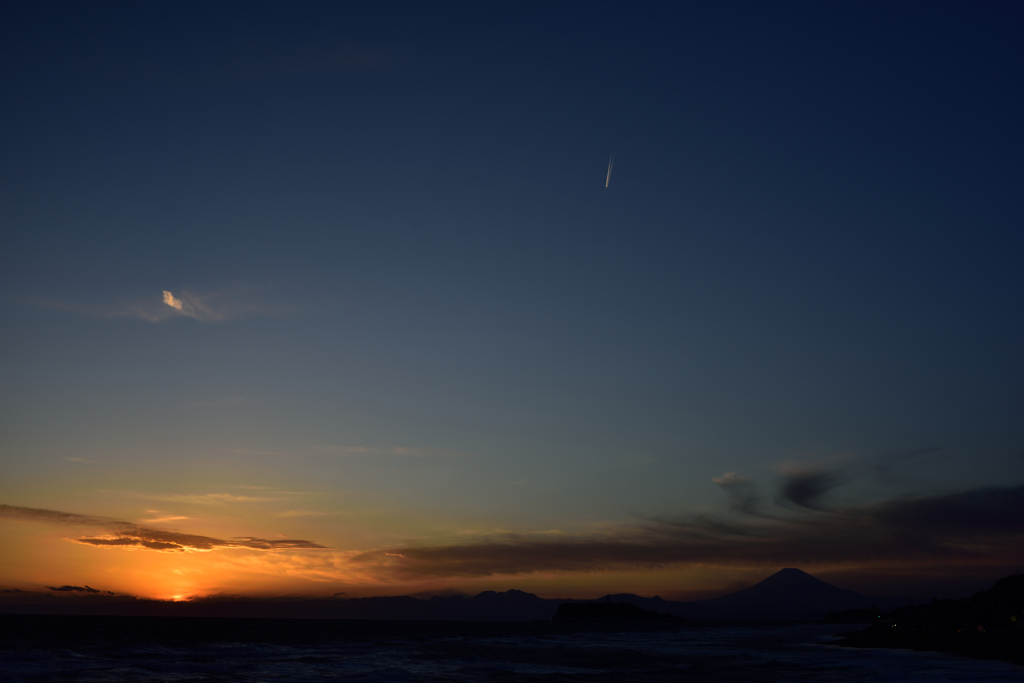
[2,496,1018,602]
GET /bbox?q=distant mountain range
[0,568,901,621]
[586,568,896,621]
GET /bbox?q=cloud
[222,448,296,457]
[0,505,121,529]
[712,472,761,515]
[342,483,1024,580]
[314,445,457,457]
[158,288,228,322]
[140,515,190,524]
[135,493,278,504]
[276,510,338,518]
[0,504,329,554]
[162,290,183,310]
[71,533,327,553]
[30,283,296,324]
[776,468,846,510]
[771,447,942,510]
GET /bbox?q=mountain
[594,569,873,621]
[0,570,875,621]
[0,589,562,621]
[553,600,679,622]
[680,568,872,620]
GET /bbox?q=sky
[1,0,1023,603]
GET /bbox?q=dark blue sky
[1,1,1022,598]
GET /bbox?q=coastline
[833,625,1024,667]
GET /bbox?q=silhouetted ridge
[0,570,874,621]
[835,571,1024,666]
[553,600,677,622]
[972,573,1024,616]
[694,567,870,613]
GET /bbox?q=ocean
[0,615,1021,682]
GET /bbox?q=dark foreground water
[1,615,1021,682]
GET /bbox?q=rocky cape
[832,572,1024,666]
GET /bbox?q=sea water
[0,617,1021,682]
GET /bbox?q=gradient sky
[2,1,1023,602]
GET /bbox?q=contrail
[605,153,614,188]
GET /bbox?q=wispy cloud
[712,472,762,516]
[774,467,847,511]
[8,452,1019,585]
[276,510,339,518]
[162,290,183,310]
[313,445,458,457]
[72,534,326,552]
[140,515,190,524]
[30,283,297,324]
[341,481,1024,580]
[0,504,329,554]
[137,492,279,504]
[158,288,226,322]
[222,449,296,457]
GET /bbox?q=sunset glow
[2,1,1022,610]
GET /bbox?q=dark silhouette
[679,567,873,620]
[834,572,1024,665]
[553,600,678,622]
[0,568,885,621]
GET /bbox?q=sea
[0,615,1021,682]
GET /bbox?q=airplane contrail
[605,153,614,188]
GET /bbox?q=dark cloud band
[0,504,329,553]
[347,484,1024,579]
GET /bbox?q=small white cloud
[162,290,183,310]
[29,283,298,324]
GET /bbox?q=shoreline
[833,626,1024,667]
